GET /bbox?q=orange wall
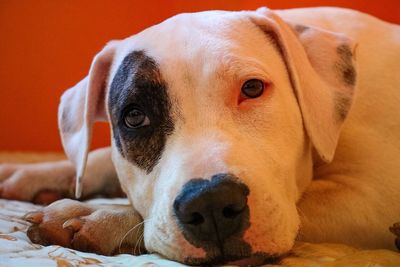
[1,0,399,151]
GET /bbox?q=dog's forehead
[113,10,265,69]
[134,10,249,53]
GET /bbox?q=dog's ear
[58,41,118,198]
[251,7,357,162]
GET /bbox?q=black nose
[173,173,249,244]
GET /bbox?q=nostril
[187,212,205,225]
[222,204,245,219]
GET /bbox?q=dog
[1,6,400,266]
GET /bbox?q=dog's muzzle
[173,173,250,246]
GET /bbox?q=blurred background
[1,0,399,152]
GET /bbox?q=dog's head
[58,8,357,265]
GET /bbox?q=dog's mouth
[184,252,281,266]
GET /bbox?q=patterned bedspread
[0,199,186,267]
[2,200,400,267]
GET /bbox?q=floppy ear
[58,41,118,198]
[251,7,357,162]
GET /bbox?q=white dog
[1,7,399,266]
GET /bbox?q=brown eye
[241,79,264,99]
[124,108,150,128]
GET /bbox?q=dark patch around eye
[108,50,174,173]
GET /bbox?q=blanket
[1,152,400,267]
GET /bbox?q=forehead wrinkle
[214,54,273,82]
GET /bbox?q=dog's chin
[184,252,281,266]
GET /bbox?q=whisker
[133,223,144,255]
[118,220,144,254]
[134,217,152,255]
[135,229,145,255]
[118,217,153,255]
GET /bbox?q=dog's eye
[241,79,264,99]
[123,108,150,128]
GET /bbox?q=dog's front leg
[25,199,144,255]
[0,147,122,204]
[297,178,397,249]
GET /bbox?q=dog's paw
[390,222,400,250]
[0,162,74,204]
[25,199,144,255]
